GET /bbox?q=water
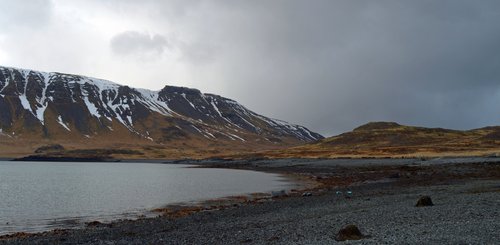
[0,161,292,235]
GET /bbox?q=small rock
[240,238,252,243]
[302,192,313,197]
[345,190,353,198]
[416,196,434,207]
[271,190,288,198]
[335,224,366,241]
[267,236,280,241]
[86,221,103,227]
[388,173,400,178]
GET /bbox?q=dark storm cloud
[100,0,500,135]
[110,31,169,58]
[3,0,500,136]
[159,0,500,136]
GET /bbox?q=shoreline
[6,154,500,163]
[1,158,499,244]
[0,162,311,237]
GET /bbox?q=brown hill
[257,122,500,158]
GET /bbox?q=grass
[255,122,500,159]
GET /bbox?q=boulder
[345,190,353,198]
[335,224,366,241]
[416,196,433,207]
[271,190,288,198]
[302,192,313,197]
[86,221,103,227]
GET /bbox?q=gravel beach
[1,158,499,244]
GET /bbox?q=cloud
[2,0,500,136]
[110,31,169,59]
[165,0,500,135]
[0,0,53,31]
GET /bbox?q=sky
[1,0,500,136]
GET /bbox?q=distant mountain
[0,66,322,158]
[259,122,500,158]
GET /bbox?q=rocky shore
[1,158,499,244]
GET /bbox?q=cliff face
[0,66,322,158]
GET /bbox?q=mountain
[0,66,323,158]
[258,122,500,158]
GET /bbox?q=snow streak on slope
[57,116,71,131]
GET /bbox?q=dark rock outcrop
[34,144,65,153]
[416,196,434,207]
[335,224,366,241]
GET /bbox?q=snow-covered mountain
[0,66,322,153]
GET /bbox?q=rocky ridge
[0,66,322,157]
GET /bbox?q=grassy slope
[6,121,500,160]
[256,122,500,158]
[0,110,305,160]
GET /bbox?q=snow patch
[33,73,52,125]
[83,97,100,118]
[57,116,71,131]
[35,105,47,124]
[181,93,196,109]
[227,132,245,141]
[210,100,223,117]
[191,125,214,139]
[0,129,12,138]
[204,131,216,139]
[18,94,31,112]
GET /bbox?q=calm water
[0,161,292,235]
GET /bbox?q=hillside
[258,122,500,158]
[0,66,322,159]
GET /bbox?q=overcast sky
[1,0,500,136]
